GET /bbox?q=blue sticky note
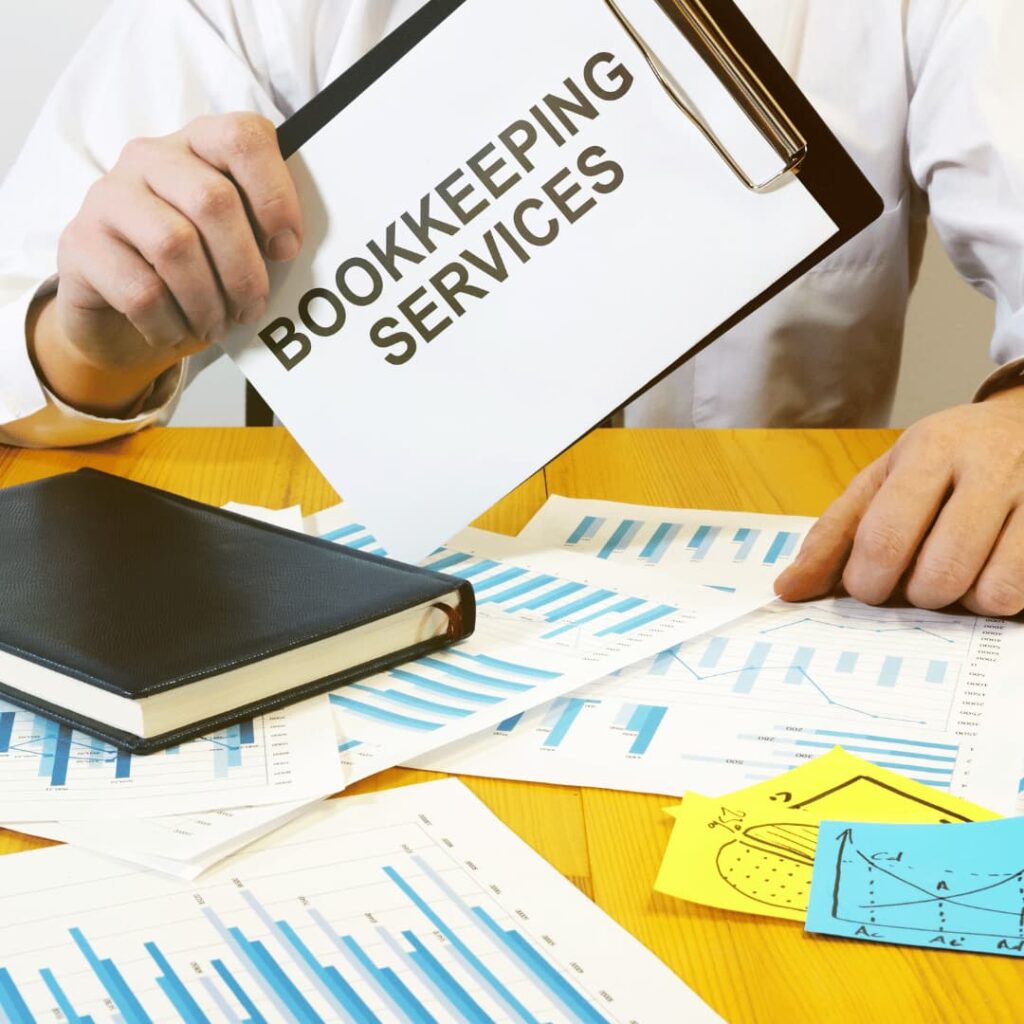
[806,817,1024,958]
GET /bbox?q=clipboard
[228,0,879,559]
[244,0,881,426]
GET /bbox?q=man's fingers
[138,149,269,326]
[961,506,1024,616]
[94,178,227,345]
[840,444,952,605]
[186,113,303,261]
[905,476,1012,609]
[775,456,888,602]
[57,227,190,350]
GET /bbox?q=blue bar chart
[6,862,617,1024]
[541,698,600,748]
[762,531,799,565]
[728,727,961,787]
[613,704,669,756]
[553,514,809,568]
[731,528,758,561]
[520,499,812,590]
[0,783,695,1024]
[566,516,605,546]
[320,521,388,558]
[0,711,261,790]
[422,551,682,646]
[0,696,340,822]
[415,499,1017,803]
[639,523,681,565]
[685,526,720,562]
[597,520,642,560]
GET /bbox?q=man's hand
[775,386,1024,616]
[29,112,303,416]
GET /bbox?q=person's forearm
[27,294,168,417]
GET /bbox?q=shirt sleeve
[0,0,285,446]
[0,276,193,448]
[905,0,1024,399]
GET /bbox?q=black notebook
[0,470,475,752]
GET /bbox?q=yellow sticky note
[727,746,998,824]
[655,793,817,921]
[655,748,997,921]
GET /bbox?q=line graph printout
[0,779,720,1023]
[412,597,1023,803]
[806,817,1024,959]
[327,527,766,786]
[516,496,814,593]
[0,696,342,820]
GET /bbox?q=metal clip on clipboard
[603,0,808,191]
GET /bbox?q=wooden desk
[1,427,1019,1024]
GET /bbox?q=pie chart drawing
[831,828,1024,942]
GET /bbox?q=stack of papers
[0,486,1020,1008]
[412,497,1024,811]
[1,493,1021,889]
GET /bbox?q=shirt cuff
[0,361,187,449]
[973,358,1024,403]
[0,277,188,448]
[0,281,51,423]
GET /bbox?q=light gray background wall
[0,0,997,428]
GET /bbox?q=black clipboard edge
[277,0,470,159]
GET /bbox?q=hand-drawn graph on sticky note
[807,818,1024,958]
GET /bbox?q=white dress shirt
[1,0,1022,446]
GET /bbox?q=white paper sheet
[959,672,1024,816]
[22,799,319,880]
[0,779,720,1023]
[222,502,305,532]
[223,0,837,561]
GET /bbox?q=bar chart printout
[517,496,813,591]
[0,779,720,1023]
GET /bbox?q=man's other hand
[775,387,1024,616]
